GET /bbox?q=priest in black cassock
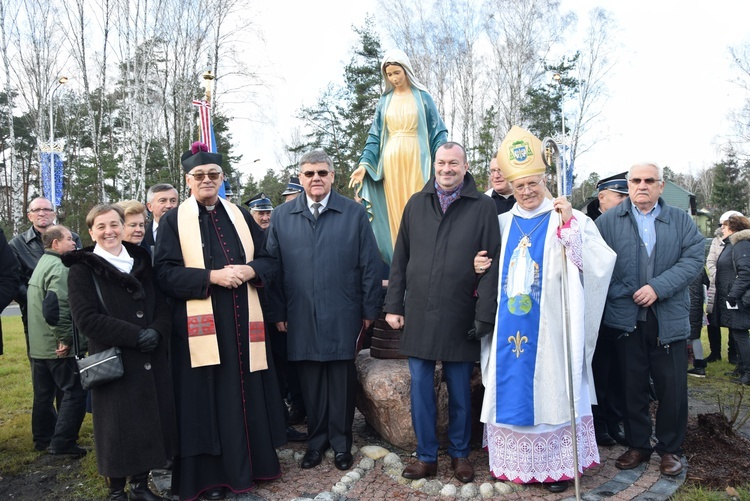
[154,142,286,501]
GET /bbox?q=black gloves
[727,298,738,308]
[467,320,494,341]
[136,328,161,352]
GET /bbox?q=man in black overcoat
[384,142,500,484]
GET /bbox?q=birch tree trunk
[0,0,18,227]
[64,0,111,202]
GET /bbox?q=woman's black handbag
[73,273,124,391]
[76,346,124,391]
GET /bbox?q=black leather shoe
[545,481,569,493]
[704,353,721,363]
[609,429,628,446]
[334,452,353,470]
[202,487,226,500]
[301,449,323,469]
[49,445,87,457]
[286,427,309,442]
[596,431,617,446]
[129,473,168,501]
[288,407,306,426]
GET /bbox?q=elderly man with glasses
[9,197,82,357]
[485,153,515,215]
[155,142,287,501]
[596,162,704,477]
[265,149,382,472]
[477,127,615,493]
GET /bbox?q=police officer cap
[244,192,273,212]
[281,176,303,196]
[596,172,628,194]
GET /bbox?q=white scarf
[93,244,134,274]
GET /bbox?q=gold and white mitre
[496,126,545,182]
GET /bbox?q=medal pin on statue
[542,137,581,501]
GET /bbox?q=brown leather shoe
[659,453,683,476]
[615,449,651,470]
[451,457,475,483]
[402,459,437,479]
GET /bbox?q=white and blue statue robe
[480,198,616,483]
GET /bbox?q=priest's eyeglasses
[188,171,221,181]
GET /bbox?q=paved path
[152,416,685,500]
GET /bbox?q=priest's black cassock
[155,202,286,500]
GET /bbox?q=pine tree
[472,106,498,192]
[710,152,747,215]
[292,17,383,196]
[341,16,383,171]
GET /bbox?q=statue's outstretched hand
[349,166,366,190]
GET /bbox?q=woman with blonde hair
[115,200,148,246]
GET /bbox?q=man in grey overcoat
[384,142,500,483]
[266,149,382,472]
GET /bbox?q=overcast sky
[228,0,750,184]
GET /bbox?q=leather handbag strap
[91,273,109,315]
[73,272,109,358]
[72,323,82,358]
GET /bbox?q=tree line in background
[1,0,749,242]
[0,0,256,238]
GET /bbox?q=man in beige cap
[478,126,615,493]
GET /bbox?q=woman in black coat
[715,214,750,385]
[64,204,177,501]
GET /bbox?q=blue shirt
[631,201,661,256]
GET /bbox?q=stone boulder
[355,349,484,451]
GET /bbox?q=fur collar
[61,241,152,300]
[729,228,750,246]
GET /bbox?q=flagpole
[543,137,581,501]
[192,70,226,198]
[47,76,68,209]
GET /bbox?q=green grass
[0,316,40,475]
[0,316,105,499]
[673,484,750,500]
